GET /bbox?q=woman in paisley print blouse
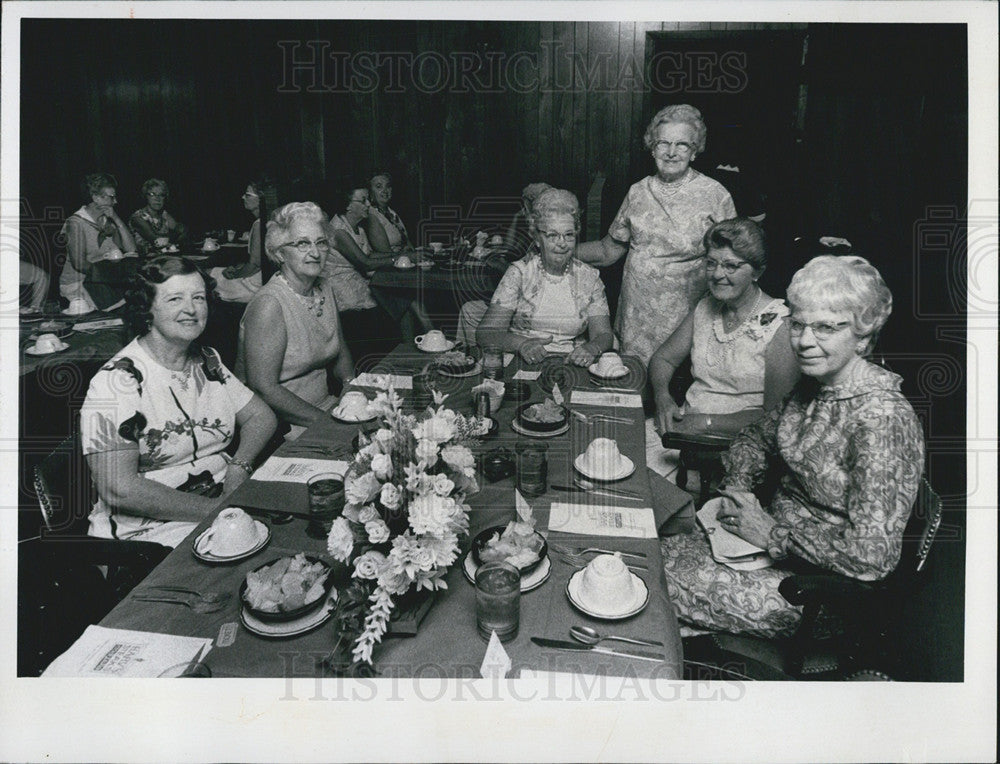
[80,256,276,548]
[477,188,614,367]
[661,255,924,637]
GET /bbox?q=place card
[352,372,413,390]
[548,502,657,538]
[480,631,512,679]
[570,390,643,409]
[42,625,212,677]
[512,369,541,381]
[252,457,349,483]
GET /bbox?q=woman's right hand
[654,395,684,434]
[517,337,550,365]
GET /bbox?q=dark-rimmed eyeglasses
[704,258,748,276]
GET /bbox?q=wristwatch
[229,458,254,476]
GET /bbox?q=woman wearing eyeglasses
[649,218,798,437]
[477,188,613,366]
[660,255,924,638]
[211,178,277,303]
[129,178,187,254]
[576,105,736,365]
[236,202,354,439]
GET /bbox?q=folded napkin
[696,499,773,570]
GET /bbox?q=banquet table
[17,314,130,377]
[369,257,505,301]
[97,344,691,679]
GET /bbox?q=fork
[549,543,647,560]
[552,551,647,571]
[143,586,231,604]
[569,410,631,425]
[132,592,228,614]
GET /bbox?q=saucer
[566,568,649,620]
[25,343,70,356]
[61,306,95,317]
[330,407,377,423]
[200,247,220,253]
[574,453,636,482]
[510,419,569,438]
[437,360,482,378]
[394,261,416,270]
[587,363,629,380]
[240,595,337,639]
[463,552,551,593]
[416,340,456,353]
[192,519,270,563]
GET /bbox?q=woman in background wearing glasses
[236,202,354,439]
[661,255,924,638]
[650,217,799,438]
[576,105,736,365]
[477,188,613,367]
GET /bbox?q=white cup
[596,352,627,376]
[414,330,449,351]
[204,507,258,556]
[395,255,414,268]
[490,234,503,246]
[579,554,635,612]
[65,297,91,315]
[429,242,444,253]
[226,229,236,242]
[336,391,370,418]
[33,333,63,353]
[583,437,625,475]
[202,237,219,251]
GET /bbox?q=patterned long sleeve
[722,404,782,491]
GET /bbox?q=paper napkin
[480,631,512,678]
[515,489,534,524]
[696,498,773,570]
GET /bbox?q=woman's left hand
[715,489,775,548]
[566,345,597,367]
[222,463,251,496]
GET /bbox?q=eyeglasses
[537,230,577,245]
[242,191,259,199]
[147,192,167,199]
[350,196,370,205]
[652,140,695,156]
[98,191,117,201]
[704,257,748,276]
[281,238,331,254]
[788,319,852,339]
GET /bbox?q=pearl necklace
[720,287,763,335]
[278,273,325,318]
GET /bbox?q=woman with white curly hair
[576,104,736,365]
[477,188,613,366]
[661,255,925,637]
[236,201,354,438]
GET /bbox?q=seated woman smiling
[650,217,798,438]
[476,188,614,367]
[661,255,925,638]
[80,257,276,548]
[236,202,355,439]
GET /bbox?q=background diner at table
[476,188,614,367]
[660,255,925,638]
[236,201,355,440]
[128,177,187,255]
[650,216,798,438]
[575,104,737,365]
[210,176,278,303]
[79,256,276,549]
[364,171,413,254]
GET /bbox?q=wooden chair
[683,479,945,680]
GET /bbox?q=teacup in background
[414,330,449,351]
[336,391,370,417]
[31,333,66,354]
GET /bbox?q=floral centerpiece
[326,378,485,671]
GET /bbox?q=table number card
[548,502,657,538]
[570,390,643,409]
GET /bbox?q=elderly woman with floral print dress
[477,188,613,367]
[661,255,925,637]
[576,104,736,365]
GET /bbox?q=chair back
[34,427,96,537]
[909,479,943,574]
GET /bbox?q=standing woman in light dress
[576,105,736,365]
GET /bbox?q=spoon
[574,477,640,497]
[570,625,663,648]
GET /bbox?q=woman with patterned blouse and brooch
[575,105,736,365]
[236,202,355,439]
[128,178,187,254]
[650,217,799,438]
[80,257,276,548]
[661,255,925,637]
[364,172,412,253]
[477,188,614,367]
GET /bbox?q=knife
[531,637,663,663]
[551,485,643,501]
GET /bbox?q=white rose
[441,445,476,477]
[408,494,456,536]
[357,504,380,524]
[326,516,355,562]
[345,472,380,506]
[431,474,455,497]
[366,519,391,544]
[380,482,402,510]
[412,413,456,444]
[374,428,394,445]
[353,550,387,580]
[415,438,439,466]
[371,453,393,480]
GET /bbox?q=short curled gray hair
[643,104,708,154]
[264,201,329,264]
[141,178,169,198]
[704,217,768,270]
[522,182,553,210]
[787,255,893,355]
[530,188,581,234]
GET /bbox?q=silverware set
[132,586,231,614]
[569,410,632,425]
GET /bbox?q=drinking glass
[475,561,520,642]
[306,473,345,539]
[515,442,548,497]
[482,345,504,380]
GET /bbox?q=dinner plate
[25,344,70,356]
[330,407,377,423]
[463,553,551,593]
[510,419,569,438]
[192,519,271,563]
[436,360,482,378]
[574,454,636,482]
[566,569,649,620]
[416,339,456,353]
[240,595,337,639]
[470,525,548,575]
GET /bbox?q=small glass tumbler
[306,473,345,539]
[482,345,504,380]
[475,561,521,642]
[515,442,548,497]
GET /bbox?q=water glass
[475,561,520,642]
[306,473,345,539]
[515,442,548,497]
[482,345,504,380]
